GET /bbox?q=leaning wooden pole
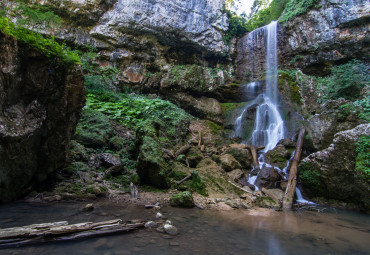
[246,146,265,167]
[282,126,305,210]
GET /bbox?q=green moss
[169,170,187,181]
[188,171,208,196]
[220,102,248,115]
[278,71,302,105]
[205,120,223,135]
[255,196,278,208]
[0,17,80,65]
[299,162,326,197]
[355,136,370,180]
[75,109,114,148]
[170,191,194,208]
[280,0,320,22]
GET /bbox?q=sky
[232,0,254,16]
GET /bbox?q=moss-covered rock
[63,162,91,175]
[136,121,169,188]
[265,144,291,169]
[68,140,88,163]
[299,124,370,211]
[170,191,194,208]
[220,154,242,172]
[255,196,279,209]
[75,109,114,148]
[223,144,253,170]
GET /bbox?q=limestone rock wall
[0,33,85,202]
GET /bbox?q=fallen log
[0,219,144,248]
[176,174,192,186]
[228,181,253,194]
[246,145,265,167]
[282,127,306,210]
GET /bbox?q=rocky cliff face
[236,0,370,81]
[0,33,85,202]
[299,124,370,211]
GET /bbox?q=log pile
[0,219,144,248]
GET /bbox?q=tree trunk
[246,146,265,167]
[282,127,305,210]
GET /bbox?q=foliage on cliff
[0,2,80,65]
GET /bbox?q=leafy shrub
[280,0,320,22]
[224,10,248,43]
[85,92,192,141]
[317,60,369,101]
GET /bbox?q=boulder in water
[265,144,291,169]
[170,191,194,208]
[254,164,281,189]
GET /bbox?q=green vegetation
[0,17,80,65]
[169,191,194,208]
[299,162,326,197]
[224,10,248,43]
[85,92,191,139]
[355,136,370,180]
[278,70,302,105]
[316,60,369,101]
[280,0,320,22]
[188,171,208,196]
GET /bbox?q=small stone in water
[169,242,180,246]
[164,224,178,235]
[81,203,94,212]
[165,220,172,225]
[145,221,158,229]
[156,212,163,219]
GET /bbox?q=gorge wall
[0,32,85,202]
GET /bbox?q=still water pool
[0,200,369,255]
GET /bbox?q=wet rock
[164,224,178,235]
[265,144,291,169]
[81,203,94,212]
[156,212,163,219]
[299,123,370,211]
[0,33,85,202]
[244,182,256,191]
[262,188,284,203]
[227,169,244,182]
[144,221,158,229]
[255,196,279,209]
[170,191,194,208]
[68,140,88,162]
[220,154,242,172]
[223,144,253,169]
[225,199,239,208]
[43,195,62,202]
[136,122,170,188]
[254,164,281,189]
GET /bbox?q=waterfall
[234,21,284,153]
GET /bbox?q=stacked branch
[0,219,144,248]
[282,127,306,210]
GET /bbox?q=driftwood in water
[246,145,265,167]
[177,174,192,185]
[0,219,144,248]
[282,127,306,210]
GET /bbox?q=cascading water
[234,21,284,154]
[234,21,313,204]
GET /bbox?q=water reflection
[0,201,369,255]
